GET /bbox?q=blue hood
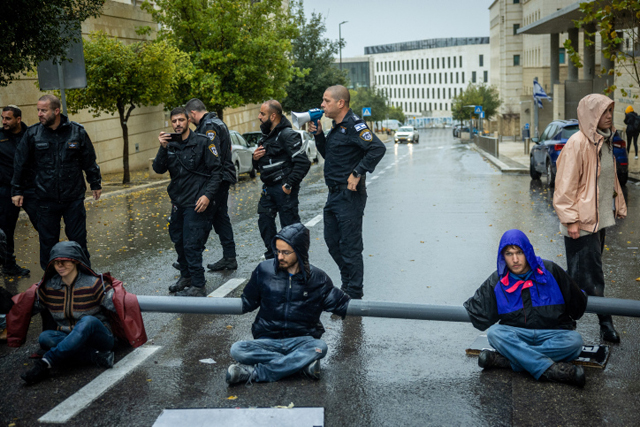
[497,229,545,279]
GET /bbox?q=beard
[260,119,272,134]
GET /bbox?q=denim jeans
[39,315,114,367]
[230,336,328,382]
[487,324,583,380]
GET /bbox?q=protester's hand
[567,222,580,239]
[282,185,291,195]
[309,121,322,135]
[11,195,23,207]
[253,146,266,161]
[195,195,210,213]
[158,132,171,148]
[347,174,360,191]
[92,189,102,201]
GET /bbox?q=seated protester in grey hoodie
[226,223,350,384]
[464,229,588,387]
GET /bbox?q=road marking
[304,214,323,228]
[385,165,392,170]
[38,345,161,424]
[370,176,379,181]
[208,278,246,298]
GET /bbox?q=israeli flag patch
[354,123,367,132]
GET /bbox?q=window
[484,70,488,83]
[422,88,425,98]
[513,55,520,66]
[429,102,432,111]
[432,88,435,98]
[479,55,484,67]
[456,72,459,83]
[559,48,565,64]
[412,88,415,99]
[472,71,476,83]
[513,24,520,35]
[439,73,442,84]
[440,103,442,110]
[513,0,519,3]
[421,59,424,69]
[454,57,457,68]
[462,72,465,83]
[426,59,429,70]
[412,59,414,70]
[431,58,434,69]
[429,74,431,84]
[437,58,440,69]
[444,73,447,84]
[418,74,421,84]
[437,88,440,99]
[448,88,451,99]
[404,74,407,84]
[414,74,416,84]
[459,56,462,67]
[454,88,457,97]
[448,57,451,68]
[404,102,407,111]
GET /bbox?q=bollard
[136,295,640,320]
[525,138,531,154]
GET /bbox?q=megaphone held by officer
[291,108,324,129]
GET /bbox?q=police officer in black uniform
[184,98,238,272]
[153,107,224,297]
[309,85,385,299]
[12,95,102,270]
[253,100,311,259]
[0,105,38,276]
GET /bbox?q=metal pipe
[137,296,243,315]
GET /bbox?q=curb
[471,143,528,174]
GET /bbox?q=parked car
[229,130,257,180]
[394,126,419,143]
[241,131,262,148]
[293,129,319,163]
[530,120,628,187]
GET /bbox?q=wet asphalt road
[2,128,640,426]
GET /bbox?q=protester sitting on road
[6,241,147,385]
[464,229,588,387]
[554,93,627,344]
[226,223,350,385]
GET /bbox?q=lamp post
[339,21,348,70]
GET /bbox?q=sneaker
[226,363,254,384]
[21,359,50,385]
[541,362,585,387]
[3,264,30,276]
[302,359,321,380]
[600,321,620,343]
[91,350,115,369]
[176,286,206,297]
[478,350,511,370]
[207,257,238,271]
[168,276,191,293]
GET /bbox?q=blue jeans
[487,324,583,380]
[230,336,328,382]
[39,316,114,367]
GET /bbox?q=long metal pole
[136,296,640,320]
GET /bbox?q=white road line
[38,346,161,424]
[208,278,247,298]
[370,176,379,180]
[304,214,323,228]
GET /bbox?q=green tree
[0,0,105,86]
[141,0,298,119]
[349,87,389,122]
[451,83,501,122]
[565,1,640,97]
[387,105,406,124]
[65,32,192,184]
[281,0,348,113]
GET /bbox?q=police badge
[359,130,373,141]
[206,130,216,141]
[209,144,218,157]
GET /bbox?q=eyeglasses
[275,250,294,256]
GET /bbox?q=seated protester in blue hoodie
[464,229,588,387]
[226,223,350,384]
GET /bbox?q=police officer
[12,95,102,270]
[153,107,224,297]
[1,106,38,275]
[309,85,385,299]
[253,100,310,259]
[184,98,238,272]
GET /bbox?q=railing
[475,134,499,157]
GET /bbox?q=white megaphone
[292,108,324,129]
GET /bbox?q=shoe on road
[478,350,511,370]
[176,286,206,297]
[600,321,620,343]
[226,363,255,384]
[169,276,191,293]
[207,257,238,271]
[21,359,51,385]
[91,350,115,369]
[172,262,180,270]
[302,359,321,380]
[3,264,30,276]
[541,362,585,387]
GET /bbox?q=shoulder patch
[354,123,367,132]
[206,130,216,141]
[359,130,373,142]
[209,144,218,157]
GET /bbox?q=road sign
[480,112,485,119]
[474,106,483,114]
[362,107,372,117]
[524,123,530,130]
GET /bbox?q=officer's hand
[195,195,210,213]
[309,121,322,135]
[347,174,360,191]
[567,222,580,239]
[282,185,291,195]
[253,146,266,161]
[12,195,23,207]
[92,189,102,201]
[158,132,171,148]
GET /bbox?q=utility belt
[327,178,366,193]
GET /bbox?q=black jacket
[0,122,33,188]
[314,109,386,187]
[241,223,350,340]
[253,116,310,187]
[152,130,223,208]
[11,116,101,201]
[624,111,640,136]
[195,112,236,184]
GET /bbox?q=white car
[293,130,320,163]
[229,130,256,180]
[394,126,420,144]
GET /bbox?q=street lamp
[339,21,348,70]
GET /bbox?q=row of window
[375,55,484,73]
[384,86,462,101]
[377,70,488,87]
[512,49,567,67]
[391,101,450,113]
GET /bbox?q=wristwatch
[283,183,292,191]
[352,170,361,179]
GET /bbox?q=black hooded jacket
[195,112,236,184]
[0,122,33,188]
[253,116,311,187]
[241,223,350,339]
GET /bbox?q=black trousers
[37,198,89,270]
[211,181,236,259]
[169,204,213,288]
[258,184,300,258]
[323,185,367,299]
[0,187,38,266]
[627,133,638,156]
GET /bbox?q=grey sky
[302,0,492,58]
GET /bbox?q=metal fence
[475,135,499,157]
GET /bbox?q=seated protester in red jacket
[9,241,147,385]
[464,229,588,387]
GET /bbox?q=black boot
[541,362,585,387]
[207,257,238,271]
[3,263,30,276]
[599,315,620,343]
[478,350,511,370]
[21,359,51,385]
[169,276,191,293]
